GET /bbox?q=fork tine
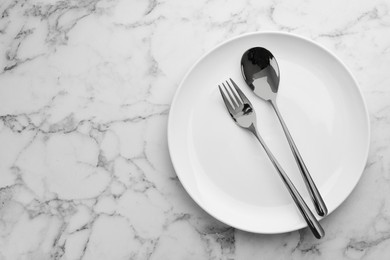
[226,80,242,107]
[229,78,250,104]
[222,82,237,108]
[218,85,234,113]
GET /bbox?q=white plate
[168,32,370,234]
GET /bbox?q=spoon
[241,47,328,217]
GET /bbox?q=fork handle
[270,100,328,217]
[249,124,325,239]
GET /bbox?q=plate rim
[167,31,370,234]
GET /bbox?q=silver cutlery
[218,78,325,239]
[241,47,328,217]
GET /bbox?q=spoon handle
[270,100,328,217]
[248,124,325,239]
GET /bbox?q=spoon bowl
[241,47,280,102]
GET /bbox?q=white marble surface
[0,0,389,259]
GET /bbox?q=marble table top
[0,0,389,259]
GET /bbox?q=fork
[218,78,325,239]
